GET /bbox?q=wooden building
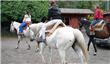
[60,8,93,28]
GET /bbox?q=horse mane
[11,21,21,31]
[13,21,20,24]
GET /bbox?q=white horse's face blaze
[10,22,15,32]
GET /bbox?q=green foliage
[1,1,109,36]
[1,1,108,23]
[57,1,107,10]
[1,1,48,23]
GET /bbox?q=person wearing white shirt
[19,11,32,34]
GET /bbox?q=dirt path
[1,36,110,64]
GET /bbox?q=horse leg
[26,41,31,50]
[73,44,87,64]
[58,49,66,64]
[35,40,40,52]
[16,36,21,49]
[25,38,31,50]
[49,47,52,64]
[39,42,46,64]
[16,40,20,49]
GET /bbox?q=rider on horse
[38,1,66,43]
[19,11,31,34]
[90,5,104,31]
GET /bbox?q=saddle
[94,20,105,31]
[23,26,28,30]
[45,24,64,36]
[19,26,28,35]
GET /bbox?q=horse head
[10,21,21,33]
[10,21,15,32]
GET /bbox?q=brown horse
[94,21,110,39]
[80,19,110,55]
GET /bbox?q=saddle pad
[94,23,105,31]
[45,26,63,36]
[96,20,104,26]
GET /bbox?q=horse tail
[73,29,88,63]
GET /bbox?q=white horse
[10,21,35,50]
[29,23,88,64]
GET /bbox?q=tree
[1,1,48,23]
[57,1,107,10]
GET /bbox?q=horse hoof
[15,47,19,49]
[27,48,31,50]
[35,48,40,52]
[93,52,97,56]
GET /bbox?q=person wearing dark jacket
[38,1,66,43]
[48,1,61,21]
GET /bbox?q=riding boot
[93,52,97,56]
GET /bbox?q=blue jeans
[19,22,26,33]
[91,19,100,26]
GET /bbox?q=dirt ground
[1,34,110,64]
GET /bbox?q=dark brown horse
[94,20,110,39]
[80,19,110,55]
